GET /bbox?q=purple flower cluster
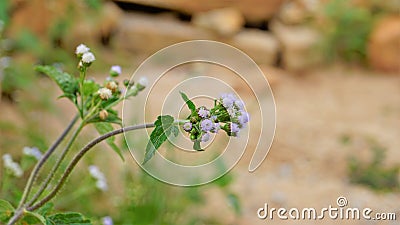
[181,93,249,144]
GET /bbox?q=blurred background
[0,0,399,224]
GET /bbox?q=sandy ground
[1,64,399,225]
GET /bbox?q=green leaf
[82,79,99,96]
[0,199,14,222]
[94,122,124,161]
[46,212,91,225]
[37,202,54,217]
[180,91,196,113]
[143,115,178,164]
[35,65,79,102]
[227,193,241,215]
[24,211,47,225]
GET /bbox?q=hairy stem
[17,115,79,209]
[27,123,155,211]
[26,122,84,206]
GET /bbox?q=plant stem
[17,115,79,209]
[27,123,155,211]
[26,122,84,206]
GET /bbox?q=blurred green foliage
[319,0,375,63]
[348,141,399,192]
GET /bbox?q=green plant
[348,142,399,192]
[0,44,248,224]
[319,0,374,63]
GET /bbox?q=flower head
[105,81,118,93]
[198,107,210,118]
[98,87,112,100]
[23,147,42,160]
[75,44,90,55]
[183,122,192,132]
[201,132,210,142]
[81,52,95,64]
[230,123,240,135]
[89,165,108,192]
[2,154,23,177]
[200,119,213,132]
[110,65,121,77]
[137,77,148,91]
[102,216,113,225]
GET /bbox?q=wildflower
[75,44,90,55]
[105,81,118,93]
[235,100,244,110]
[102,216,113,225]
[23,146,42,160]
[198,107,210,118]
[200,119,213,132]
[212,123,220,133]
[88,165,108,192]
[110,65,121,77]
[201,132,210,142]
[2,154,23,177]
[238,111,250,126]
[230,123,240,135]
[183,122,192,132]
[126,85,138,97]
[81,52,95,64]
[98,87,112,100]
[99,109,109,120]
[137,77,148,90]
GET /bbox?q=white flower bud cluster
[88,165,108,191]
[2,154,23,177]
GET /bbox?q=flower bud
[99,110,108,120]
[105,81,118,93]
[98,88,112,100]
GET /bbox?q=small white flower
[96,180,108,191]
[138,77,148,87]
[75,44,90,55]
[81,52,95,63]
[98,87,112,100]
[89,165,108,192]
[2,154,23,177]
[23,146,42,160]
[102,216,113,225]
[110,65,121,76]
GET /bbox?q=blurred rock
[367,15,400,73]
[230,29,279,65]
[192,8,244,36]
[271,21,323,71]
[115,0,285,22]
[115,13,213,55]
[8,0,70,39]
[64,1,123,49]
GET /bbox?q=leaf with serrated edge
[35,65,78,102]
[143,115,178,164]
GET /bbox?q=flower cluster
[182,93,249,145]
[88,165,108,192]
[2,154,23,177]
[73,44,148,122]
[22,146,42,160]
